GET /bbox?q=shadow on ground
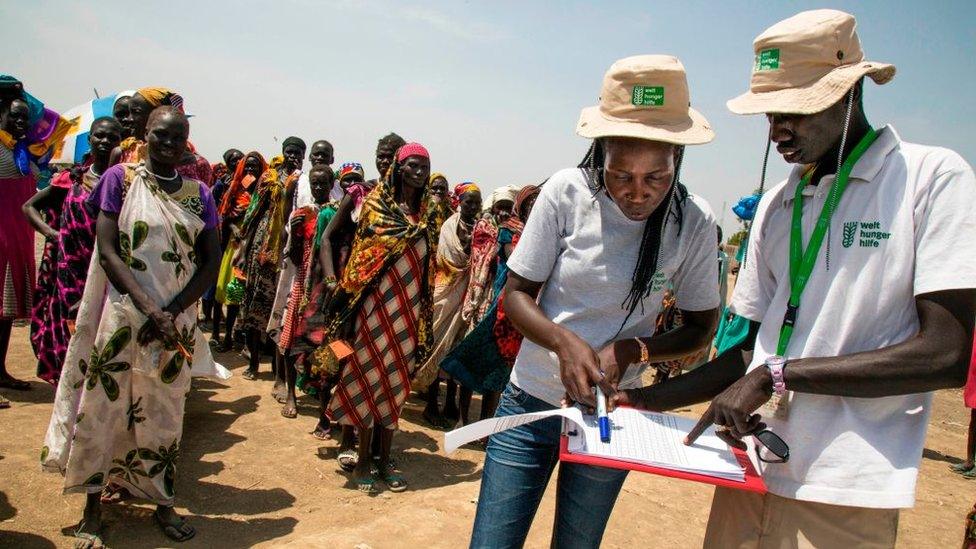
[923,447,961,464]
[0,491,57,548]
[62,504,298,549]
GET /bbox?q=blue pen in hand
[596,385,611,443]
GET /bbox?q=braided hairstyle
[578,138,689,331]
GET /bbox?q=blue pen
[596,385,611,443]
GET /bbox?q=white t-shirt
[731,125,976,509]
[508,168,720,406]
[295,170,343,213]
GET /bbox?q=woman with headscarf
[213,151,267,351]
[0,76,70,397]
[42,106,223,545]
[237,137,305,380]
[110,87,211,184]
[440,185,541,426]
[461,185,518,334]
[309,142,448,493]
[414,181,482,428]
[429,172,450,210]
[24,117,123,385]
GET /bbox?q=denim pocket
[498,383,528,413]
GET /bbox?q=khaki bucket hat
[727,9,896,115]
[576,55,714,145]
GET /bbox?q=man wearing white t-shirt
[294,139,341,208]
[614,10,976,548]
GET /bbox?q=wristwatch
[765,355,787,396]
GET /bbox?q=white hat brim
[575,105,715,145]
[727,61,896,115]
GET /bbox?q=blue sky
[6,1,975,233]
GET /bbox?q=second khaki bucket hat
[576,55,714,145]
[727,9,896,115]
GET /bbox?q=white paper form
[444,407,585,453]
[566,407,744,481]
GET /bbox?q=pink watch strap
[766,355,787,396]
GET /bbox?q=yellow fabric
[136,87,174,107]
[0,114,71,159]
[0,130,14,150]
[29,115,71,158]
[215,241,240,304]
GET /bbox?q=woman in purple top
[42,107,221,546]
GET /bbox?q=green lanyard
[776,128,878,356]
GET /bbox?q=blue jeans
[470,383,629,549]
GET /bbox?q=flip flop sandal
[963,468,976,480]
[280,405,298,419]
[950,463,975,474]
[337,450,358,472]
[71,531,104,549]
[153,512,196,542]
[0,395,9,409]
[311,423,332,441]
[379,469,408,493]
[241,369,258,381]
[65,520,104,549]
[354,476,378,494]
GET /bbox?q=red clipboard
[558,434,767,494]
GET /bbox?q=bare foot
[422,407,451,429]
[443,404,460,423]
[271,380,286,403]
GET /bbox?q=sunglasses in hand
[753,429,790,464]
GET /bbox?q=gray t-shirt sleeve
[672,196,721,311]
[507,174,567,283]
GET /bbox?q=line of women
[7,75,548,545]
[8,51,727,548]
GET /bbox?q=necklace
[146,166,179,181]
[459,217,475,229]
[87,165,102,178]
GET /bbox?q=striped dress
[0,144,36,320]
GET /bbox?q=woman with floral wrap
[42,107,222,546]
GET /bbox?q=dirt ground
[0,322,972,548]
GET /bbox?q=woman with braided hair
[469,55,721,548]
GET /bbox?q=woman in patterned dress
[313,142,447,493]
[236,137,304,379]
[24,117,122,384]
[42,107,222,546]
